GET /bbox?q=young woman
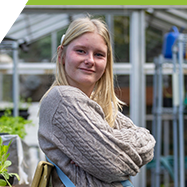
[38,16,156,187]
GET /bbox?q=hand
[70,160,79,167]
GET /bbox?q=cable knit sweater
[38,86,156,187]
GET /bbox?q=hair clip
[61,34,65,44]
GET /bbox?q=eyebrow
[73,45,107,53]
[73,45,86,49]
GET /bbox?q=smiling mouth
[79,68,95,73]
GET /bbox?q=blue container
[162,26,179,59]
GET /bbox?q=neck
[78,86,94,97]
[70,84,94,97]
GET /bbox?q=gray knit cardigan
[38,86,156,187]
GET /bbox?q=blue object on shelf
[162,26,179,59]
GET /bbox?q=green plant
[0,137,20,186]
[0,110,32,139]
[0,97,32,111]
[18,97,32,110]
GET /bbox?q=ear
[58,52,62,64]
[57,45,61,51]
[57,45,63,64]
[58,53,65,65]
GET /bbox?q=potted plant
[0,110,32,139]
[0,97,32,119]
[0,136,20,186]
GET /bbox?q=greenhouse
[1,5,187,187]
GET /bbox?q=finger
[70,160,75,164]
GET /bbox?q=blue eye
[77,49,84,53]
[96,53,104,57]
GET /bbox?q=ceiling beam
[154,10,187,28]
[167,9,187,20]
[146,15,174,33]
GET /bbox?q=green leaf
[1,173,12,187]
[0,138,2,148]
[0,113,32,139]
[0,160,11,173]
[9,173,20,181]
[0,179,7,186]
[2,172,9,180]
[0,137,20,186]
[4,161,12,168]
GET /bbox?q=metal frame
[6,6,187,46]
[152,34,187,187]
[3,5,187,186]
[0,40,19,116]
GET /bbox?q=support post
[130,10,146,187]
[155,55,163,187]
[0,74,2,101]
[178,34,185,187]
[12,41,19,117]
[106,14,114,58]
[51,31,57,57]
[172,45,179,187]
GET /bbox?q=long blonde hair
[42,16,123,127]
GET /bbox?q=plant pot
[0,133,9,136]
[0,109,29,119]
[0,174,14,186]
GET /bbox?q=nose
[84,53,94,66]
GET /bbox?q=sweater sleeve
[108,111,156,166]
[39,86,155,183]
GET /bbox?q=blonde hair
[42,16,123,127]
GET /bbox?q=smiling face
[63,32,107,96]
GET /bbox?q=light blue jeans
[121,180,134,187]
